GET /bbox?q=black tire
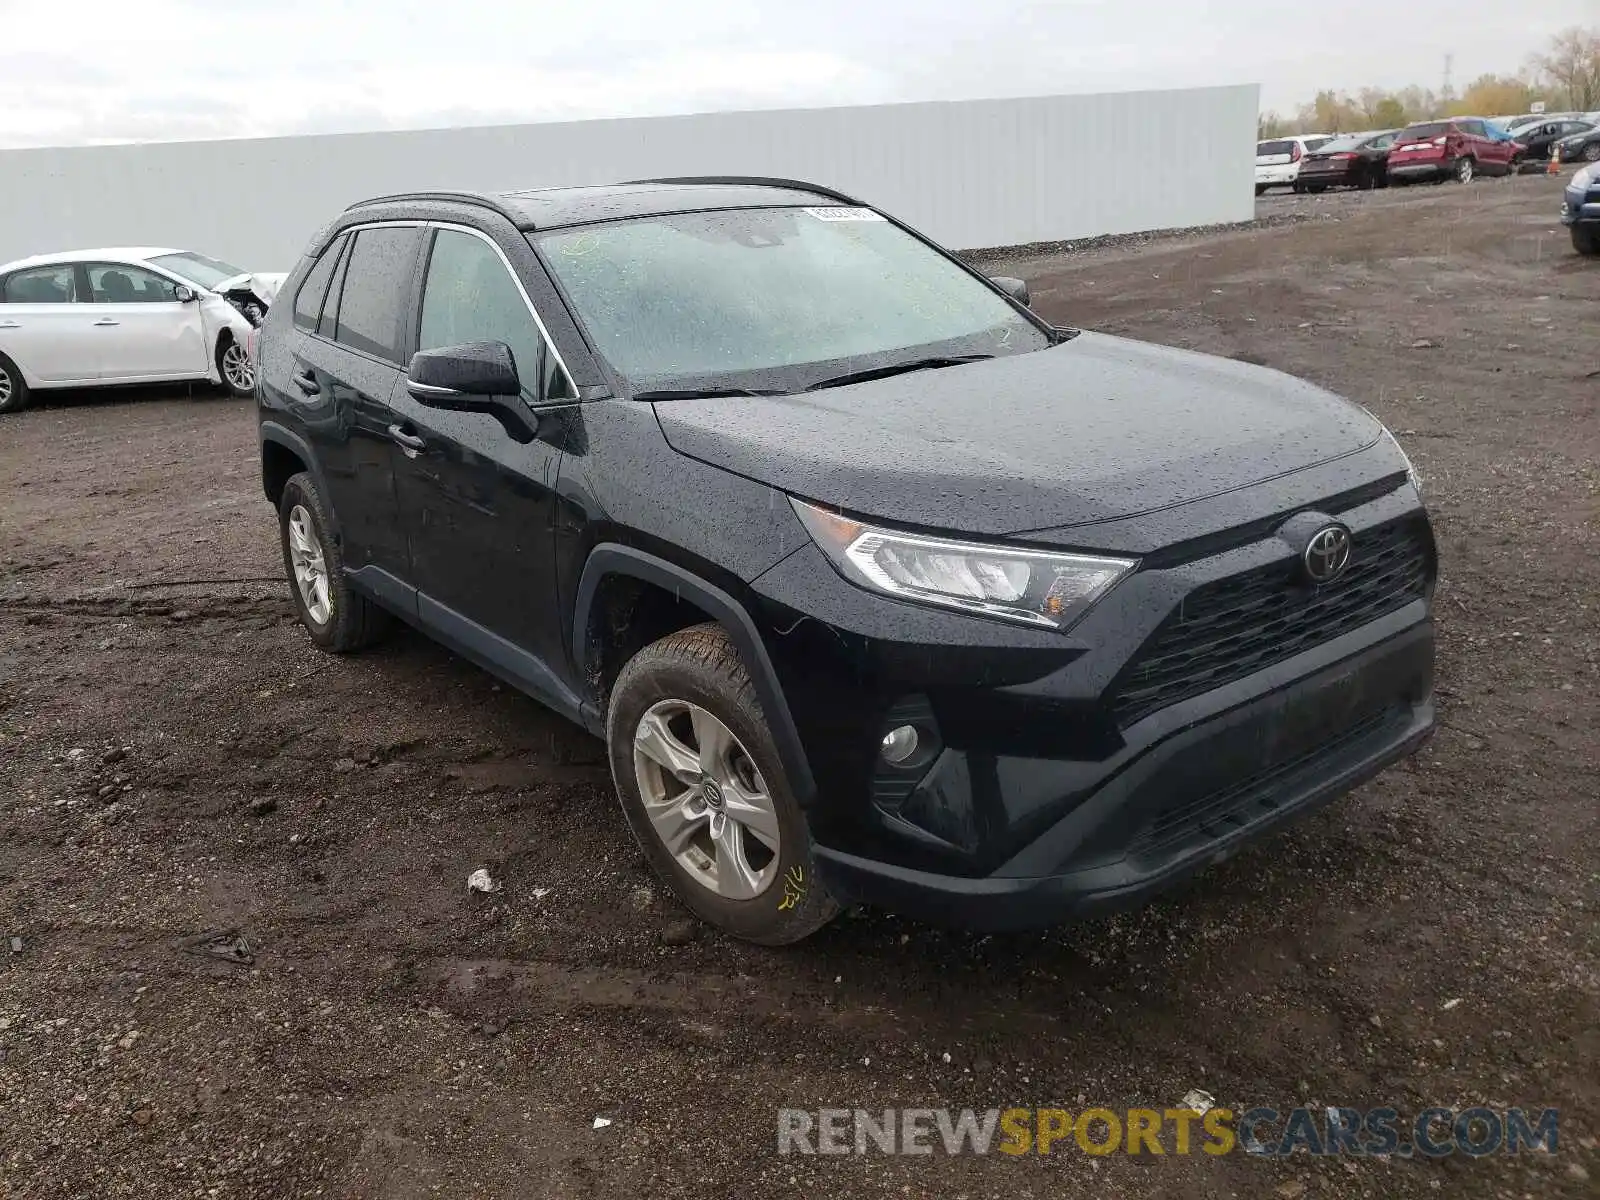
[1573,225,1600,257]
[1452,156,1475,184]
[277,472,389,653]
[0,351,27,415]
[216,334,254,399]
[1254,185,1267,196]
[1306,185,1326,194]
[1291,182,1306,194]
[606,623,840,945]
[1390,175,1409,187]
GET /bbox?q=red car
[1387,118,1520,184]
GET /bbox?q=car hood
[654,331,1383,537]
[213,271,286,304]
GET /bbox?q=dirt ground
[1,175,1596,1199]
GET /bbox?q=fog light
[881,724,919,765]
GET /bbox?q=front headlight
[792,499,1136,631]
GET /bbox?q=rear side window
[1457,119,1485,136]
[292,235,346,330]
[333,227,420,361]
[2,264,78,303]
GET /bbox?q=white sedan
[0,247,284,415]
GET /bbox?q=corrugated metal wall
[0,86,1257,269]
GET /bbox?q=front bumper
[815,622,1434,930]
[1561,181,1600,226]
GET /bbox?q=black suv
[256,178,1436,943]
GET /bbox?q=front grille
[1111,518,1432,726]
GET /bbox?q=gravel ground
[1,173,1596,1199]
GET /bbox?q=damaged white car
[0,247,284,414]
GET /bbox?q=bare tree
[1533,27,1600,110]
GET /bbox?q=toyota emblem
[1303,524,1352,584]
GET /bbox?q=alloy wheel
[222,342,255,391]
[0,365,12,408]
[1456,158,1474,183]
[1584,144,1600,163]
[286,505,331,624]
[632,699,781,900]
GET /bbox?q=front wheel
[607,624,840,944]
[1573,225,1600,257]
[0,351,27,415]
[217,335,254,398]
[1454,157,1475,184]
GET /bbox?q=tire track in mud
[2,592,290,621]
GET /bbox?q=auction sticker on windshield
[802,206,886,221]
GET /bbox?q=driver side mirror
[174,284,197,303]
[406,341,535,442]
[989,275,1030,307]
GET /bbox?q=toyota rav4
[256,178,1436,944]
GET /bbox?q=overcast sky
[0,0,1593,148]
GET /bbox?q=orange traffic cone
[1547,151,1562,176]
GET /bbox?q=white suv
[1256,134,1335,194]
[0,247,282,415]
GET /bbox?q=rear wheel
[1583,143,1600,164]
[1573,225,1600,257]
[277,472,389,652]
[607,623,840,945]
[1453,156,1475,184]
[0,351,26,415]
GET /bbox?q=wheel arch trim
[259,421,338,538]
[573,544,817,803]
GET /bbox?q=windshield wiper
[804,354,994,391]
[630,386,791,401]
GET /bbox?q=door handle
[293,370,320,395]
[92,318,120,327]
[387,424,426,455]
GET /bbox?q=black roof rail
[621,176,870,208]
[346,190,527,225]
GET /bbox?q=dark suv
[256,178,1436,944]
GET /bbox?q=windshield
[1257,140,1294,156]
[148,250,248,289]
[534,207,1048,394]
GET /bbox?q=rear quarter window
[292,235,347,331]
